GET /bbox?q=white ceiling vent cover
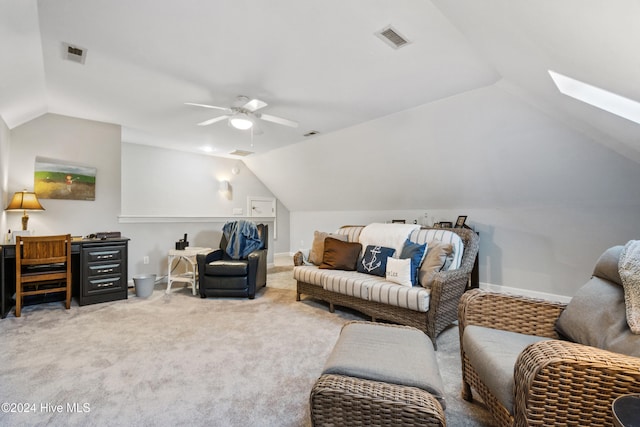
[230,149,254,157]
[375,26,411,49]
[63,42,87,64]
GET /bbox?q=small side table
[166,247,212,295]
[613,394,640,427]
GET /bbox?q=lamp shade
[5,190,45,230]
[6,191,45,211]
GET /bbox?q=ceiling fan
[185,96,298,131]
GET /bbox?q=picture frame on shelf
[439,221,453,228]
[455,215,468,228]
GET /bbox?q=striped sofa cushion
[336,225,365,243]
[293,266,373,297]
[408,228,464,270]
[368,282,432,312]
[293,265,333,287]
[322,270,383,300]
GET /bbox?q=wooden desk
[1,237,129,318]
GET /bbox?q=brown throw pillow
[419,241,454,288]
[319,237,362,271]
[309,231,348,265]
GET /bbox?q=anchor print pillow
[357,245,396,277]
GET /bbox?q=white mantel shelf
[118,215,275,224]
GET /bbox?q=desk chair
[15,234,72,317]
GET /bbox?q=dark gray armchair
[196,223,268,299]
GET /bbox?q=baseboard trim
[479,282,571,304]
[274,252,294,266]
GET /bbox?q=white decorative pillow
[385,257,413,287]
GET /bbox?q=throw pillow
[400,240,427,286]
[309,231,348,265]
[555,276,640,357]
[419,241,454,288]
[319,237,362,271]
[357,245,396,276]
[385,257,413,287]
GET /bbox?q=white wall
[119,142,288,277]
[0,116,10,236]
[291,206,638,300]
[5,114,289,285]
[8,113,121,236]
[248,84,640,299]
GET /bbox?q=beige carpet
[0,268,493,426]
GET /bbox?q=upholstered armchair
[458,245,640,426]
[197,223,268,299]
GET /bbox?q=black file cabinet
[79,239,128,306]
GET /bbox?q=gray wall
[247,84,640,299]
[4,113,288,283]
[7,113,121,236]
[0,116,11,236]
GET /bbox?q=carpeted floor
[0,267,494,426]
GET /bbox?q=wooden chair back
[15,234,72,317]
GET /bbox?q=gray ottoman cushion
[322,321,445,408]
[463,325,549,414]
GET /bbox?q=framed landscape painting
[34,158,96,201]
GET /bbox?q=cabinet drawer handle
[96,282,115,288]
[97,255,114,259]
[97,268,114,274]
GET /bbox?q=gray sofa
[294,225,479,348]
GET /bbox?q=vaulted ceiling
[1,0,639,213]
[3,0,637,158]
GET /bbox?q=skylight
[549,70,640,125]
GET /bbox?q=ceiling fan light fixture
[229,113,253,130]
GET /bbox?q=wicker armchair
[459,288,640,426]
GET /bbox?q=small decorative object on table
[175,233,189,250]
[455,215,467,228]
[439,221,453,228]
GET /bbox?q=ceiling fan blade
[258,113,298,128]
[242,98,268,112]
[185,102,230,112]
[197,115,230,126]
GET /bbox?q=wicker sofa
[294,225,479,348]
[458,244,640,426]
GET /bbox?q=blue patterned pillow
[357,245,396,276]
[400,240,427,286]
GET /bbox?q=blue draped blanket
[223,220,262,260]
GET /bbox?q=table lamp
[5,190,45,230]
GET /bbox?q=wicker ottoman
[310,321,446,427]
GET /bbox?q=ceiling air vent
[63,42,87,64]
[375,25,411,49]
[230,149,254,157]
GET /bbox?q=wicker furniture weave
[310,321,446,426]
[294,227,479,349]
[459,289,640,427]
[310,374,446,427]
